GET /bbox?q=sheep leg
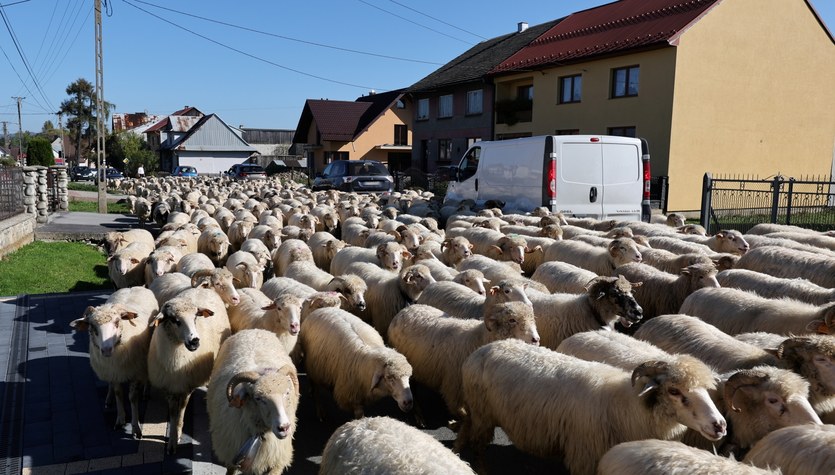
[453,416,493,474]
[112,382,127,430]
[129,381,142,439]
[104,383,114,409]
[165,392,192,455]
[311,382,327,422]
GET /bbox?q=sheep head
[399,264,436,301]
[442,236,473,265]
[226,366,300,440]
[326,275,367,312]
[487,279,532,307]
[191,269,241,306]
[369,353,414,414]
[491,235,528,265]
[262,295,302,336]
[150,300,214,351]
[632,356,726,442]
[807,303,835,335]
[774,336,835,395]
[714,230,749,255]
[679,263,720,290]
[377,242,411,272]
[609,238,642,266]
[70,304,140,357]
[455,269,488,295]
[585,276,643,328]
[483,301,540,346]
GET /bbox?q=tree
[41,120,56,134]
[58,78,114,167]
[27,137,55,166]
[109,133,157,176]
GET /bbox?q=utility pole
[57,112,65,165]
[12,96,24,165]
[95,0,106,213]
[1,121,8,152]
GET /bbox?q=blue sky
[1,0,833,134]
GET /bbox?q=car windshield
[242,165,264,173]
[348,162,388,176]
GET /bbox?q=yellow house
[489,0,835,211]
[292,90,413,175]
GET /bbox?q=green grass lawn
[0,241,112,295]
[67,182,123,194]
[68,199,131,214]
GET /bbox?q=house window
[394,125,408,146]
[438,139,452,163]
[556,129,580,135]
[518,85,533,101]
[612,66,639,98]
[607,126,637,137]
[439,94,453,118]
[417,98,429,120]
[559,75,582,104]
[466,89,483,115]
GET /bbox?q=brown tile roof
[491,0,720,73]
[294,89,406,143]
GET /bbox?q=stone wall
[21,166,68,224]
[0,213,35,259]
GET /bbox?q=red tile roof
[491,0,720,73]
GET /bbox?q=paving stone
[21,444,53,468]
[23,421,53,447]
[64,460,90,474]
[87,455,122,471]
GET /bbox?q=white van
[444,135,651,222]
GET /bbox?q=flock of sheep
[70,174,835,474]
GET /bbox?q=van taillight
[642,159,651,200]
[547,160,557,199]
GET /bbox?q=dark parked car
[97,168,124,182]
[172,165,198,177]
[70,165,96,181]
[312,160,393,193]
[226,163,267,180]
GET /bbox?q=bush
[26,137,55,166]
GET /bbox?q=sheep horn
[226,371,261,407]
[191,269,214,288]
[631,360,670,396]
[723,369,770,413]
[776,337,813,359]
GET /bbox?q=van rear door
[555,139,605,217]
[600,140,642,220]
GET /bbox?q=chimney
[518,22,528,33]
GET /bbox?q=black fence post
[770,176,782,224]
[700,173,712,233]
[785,178,794,226]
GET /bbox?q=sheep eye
[508,318,517,325]
[174,319,182,327]
[667,388,681,396]
[768,397,779,404]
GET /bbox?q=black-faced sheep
[344,262,436,336]
[599,439,777,475]
[718,269,835,305]
[744,424,835,475]
[529,275,644,349]
[227,288,302,355]
[319,416,476,475]
[613,262,719,321]
[679,287,835,336]
[455,339,726,475]
[147,287,231,454]
[735,245,835,288]
[541,237,642,276]
[207,329,300,475]
[70,286,158,439]
[388,302,539,419]
[300,307,413,419]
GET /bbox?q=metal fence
[393,168,448,197]
[0,167,24,221]
[47,168,60,212]
[699,173,835,234]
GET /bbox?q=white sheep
[541,237,642,276]
[679,287,835,336]
[247,224,281,251]
[306,231,346,270]
[676,229,750,255]
[414,255,459,282]
[735,245,835,288]
[284,259,335,290]
[261,274,367,314]
[529,275,644,349]
[107,241,153,289]
[638,247,716,274]
[744,424,835,474]
[300,306,413,419]
[415,276,531,319]
[153,264,241,308]
[455,339,726,475]
[646,235,715,255]
[225,250,266,289]
[455,254,526,284]
[650,212,687,228]
[344,262,436,336]
[598,439,777,475]
[104,228,155,255]
[272,238,314,277]
[447,227,536,265]
[147,287,231,454]
[143,245,184,286]
[70,286,158,439]
[330,241,412,276]
[227,288,302,355]
[197,227,231,266]
[207,329,300,475]
[717,269,835,305]
[556,329,671,370]
[389,301,539,418]
[239,238,273,275]
[319,416,476,475]
[530,261,599,294]
[613,262,719,320]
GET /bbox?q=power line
[357,0,472,45]
[40,4,92,86]
[121,0,387,91]
[0,5,55,111]
[131,0,443,66]
[0,39,49,112]
[387,0,487,40]
[0,0,31,7]
[37,0,86,81]
[31,0,59,69]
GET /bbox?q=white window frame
[466,89,483,115]
[417,98,429,120]
[438,94,453,118]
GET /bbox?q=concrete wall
[0,213,35,259]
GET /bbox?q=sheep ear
[596,291,606,301]
[70,317,89,331]
[261,303,277,311]
[630,281,643,289]
[489,245,503,254]
[525,245,542,254]
[388,230,402,240]
[196,308,215,318]
[680,268,691,276]
[489,286,500,296]
[402,250,413,260]
[130,258,141,264]
[121,311,139,326]
[805,319,829,334]
[370,367,385,390]
[150,312,165,327]
[484,316,498,332]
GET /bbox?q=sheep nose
[356,302,366,311]
[401,398,414,412]
[531,335,540,346]
[478,290,485,295]
[713,420,727,437]
[290,322,300,335]
[187,337,200,350]
[101,347,113,357]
